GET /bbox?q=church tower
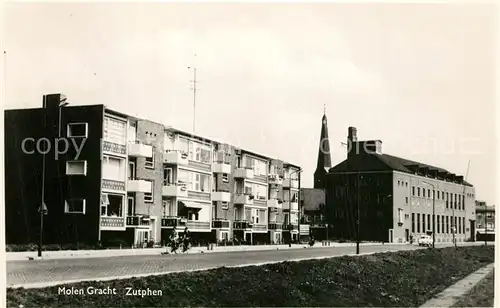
[314,107,332,189]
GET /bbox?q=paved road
[8,244,422,287]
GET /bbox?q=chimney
[347,127,358,158]
[348,127,357,142]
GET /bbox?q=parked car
[418,235,433,247]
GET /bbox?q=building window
[446,216,449,234]
[67,123,88,138]
[103,117,126,144]
[222,173,229,183]
[65,199,86,214]
[412,213,415,232]
[102,155,126,181]
[221,201,229,210]
[446,192,449,208]
[417,187,420,197]
[458,218,462,234]
[105,194,123,217]
[428,189,431,198]
[423,189,426,198]
[398,180,400,186]
[417,213,420,233]
[412,186,415,196]
[437,216,440,233]
[405,197,408,204]
[422,214,426,233]
[405,182,408,187]
[145,147,155,169]
[427,214,431,232]
[66,161,87,176]
[144,181,154,203]
[441,215,445,234]
[462,217,465,234]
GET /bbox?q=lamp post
[422,181,436,248]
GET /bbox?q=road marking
[8,249,402,289]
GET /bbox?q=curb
[8,249,400,289]
[420,263,495,307]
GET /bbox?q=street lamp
[421,181,436,248]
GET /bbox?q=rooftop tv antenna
[188,54,199,133]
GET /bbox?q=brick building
[325,127,476,244]
[5,94,301,246]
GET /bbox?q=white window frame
[67,122,88,138]
[66,160,88,176]
[102,155,126,181]
[144,180,154,203]
[65,199,86,214]
[145,147,155,169]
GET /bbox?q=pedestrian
[169,227,179,254]
[182,227,191,253]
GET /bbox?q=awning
[184,202,204,209]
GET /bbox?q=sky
[3,2,498,205]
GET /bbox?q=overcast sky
[4,2,497,204]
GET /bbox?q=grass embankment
[7,246,494,307]
[453,271,495,307]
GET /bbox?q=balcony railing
[186,221,211,230]
[267,198,283,209]
[162,184,188,197]
[161,216,186,228]
[100,216,125,228]
[164,150,189,165]
[252,224,267,232]
[234,167,254,179]
[213,161,232,174]
[268,223,283,230]
[212,219,231,229]
[128,141,153,158]
[233,220,252,230]
[268,174,283,185]
[128,178,152,193]
[126,215,151,227]
[211,191,231,202]
[283,178,299,189]
[234,193,254,205]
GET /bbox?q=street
[8,244,424,288]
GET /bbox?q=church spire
[314,108,332,189]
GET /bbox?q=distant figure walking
[308,236,315,247]
[181,227,191,253]
[168,227,179,254]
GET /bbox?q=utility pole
[356,172,360,254]
[188,54,198,133]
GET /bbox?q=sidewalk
[6,242,385,261]
[420,263,495,307]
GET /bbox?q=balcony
[127,179,152,193]
[268,223,283,230]
[267,198,282,209]
[252,224,267,232]
[212,219,231,229]
[128,141,153,158]
[284,201,299,212]
[100,217,125,229]
[213,161,231,174]
[211,191,231,202]
[286,224,299,231]
[234,193,254,206]
[161,216,187,228]
[162,184,188,198]
[268,174,283,185]
[164,150,189,165]
[186,220,211,231]
[233,220,252,230]
[283,178,299,189]
[234,167,254,179]
[126,215,151,227]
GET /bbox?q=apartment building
[325,127,476,244]
[475,200,495,241]
[4,94,301,246]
